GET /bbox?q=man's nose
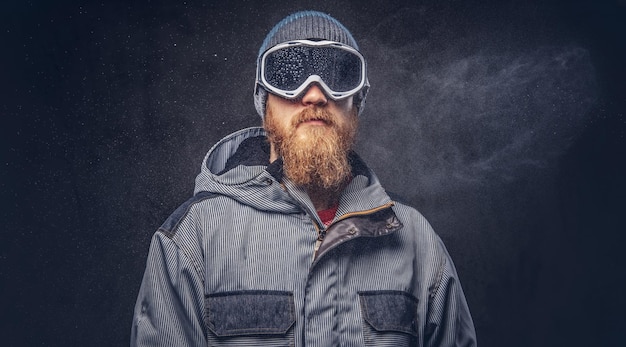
[301,83,328,106]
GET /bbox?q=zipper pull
[313,230,326,259]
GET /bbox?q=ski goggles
[256,40,368,100]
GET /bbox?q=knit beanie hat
[254,10,369,118]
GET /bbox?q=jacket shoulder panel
[390,202,436,235]
[158,191,219,238]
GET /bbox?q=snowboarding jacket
[131,127,476,347]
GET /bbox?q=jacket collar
[195,127,392,217]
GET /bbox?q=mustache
[292,107,336,127]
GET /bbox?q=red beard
[264,106,357,190]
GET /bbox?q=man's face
[264,83,358,190]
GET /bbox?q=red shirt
[317,204,339,227]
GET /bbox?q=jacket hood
[194,127,393,217]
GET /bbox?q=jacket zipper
[312,201,395,260]
[334,201,394,222]
[313,223,325,260]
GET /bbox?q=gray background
[2,0,625,346]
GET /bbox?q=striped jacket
[131,127,476,347]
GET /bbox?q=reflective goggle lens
[260,41,365,99]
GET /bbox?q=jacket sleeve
[131,231,206,346]
[424,247,477,347]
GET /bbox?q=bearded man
[131,10,476,347]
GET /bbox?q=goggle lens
[260,41,366,99]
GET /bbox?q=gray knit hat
[254,10,368,117]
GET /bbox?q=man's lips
[297,117,332,126]
[300,119,328,126]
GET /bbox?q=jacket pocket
[359,291,419,347]
[206,290,295,347]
